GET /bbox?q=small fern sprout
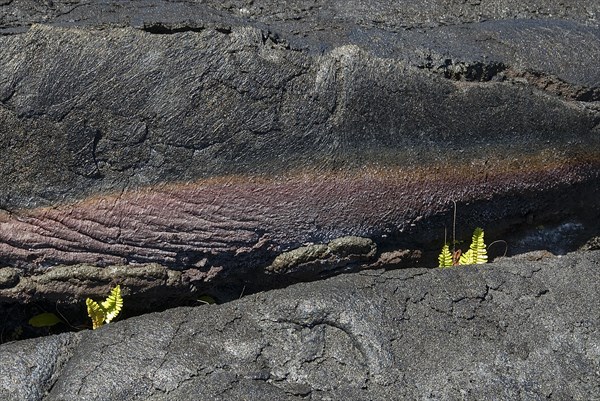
[86,285,123,330]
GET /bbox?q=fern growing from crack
[86,285,123,329]
[439,227,488,267]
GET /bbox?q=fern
[101,285,123,323]
[86,298,106,330]
[86,285,123,329]
[439,228,488,267]
[438,244,453,268]
[458,249,474,265]
[465,227,487,265]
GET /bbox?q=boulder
[0,250,598,400]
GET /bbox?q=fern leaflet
[469,227,487,264]
[86,298,106,330]
[101,285,123,323]
[438,244,453,268]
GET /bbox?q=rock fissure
[418,58,600,102]
[149,311,192,393]
[418,59,509,82]
[140,24,206,35]
[276,318,371,373]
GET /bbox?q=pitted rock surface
[0,250,598,400]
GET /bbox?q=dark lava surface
[0,0,598,331]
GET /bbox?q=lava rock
[0,1,599,308]
[1,250,598,400]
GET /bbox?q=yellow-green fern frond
[459,228,487,265]
[470,227,488,264]
[459,249,474,265]
[86,285,123,329]
[438,244,453,268]
[86,298,106,330]
[101,285,123,323]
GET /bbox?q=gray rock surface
[1,0,599,33]
[1,250,598,400]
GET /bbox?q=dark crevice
[70,128,104,179]
[417,58,508,82]
[140,24,205,35]
[41,334,83,400]
[418,58,600,102]
[90,129,102,177]
[215,26,232,35]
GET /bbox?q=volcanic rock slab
[0,250,598,400]
[0,1,599,304]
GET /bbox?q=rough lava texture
[0,250,599,400]
[1,1,599,305]
[1,2,599,398]
[0,0,599,337]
